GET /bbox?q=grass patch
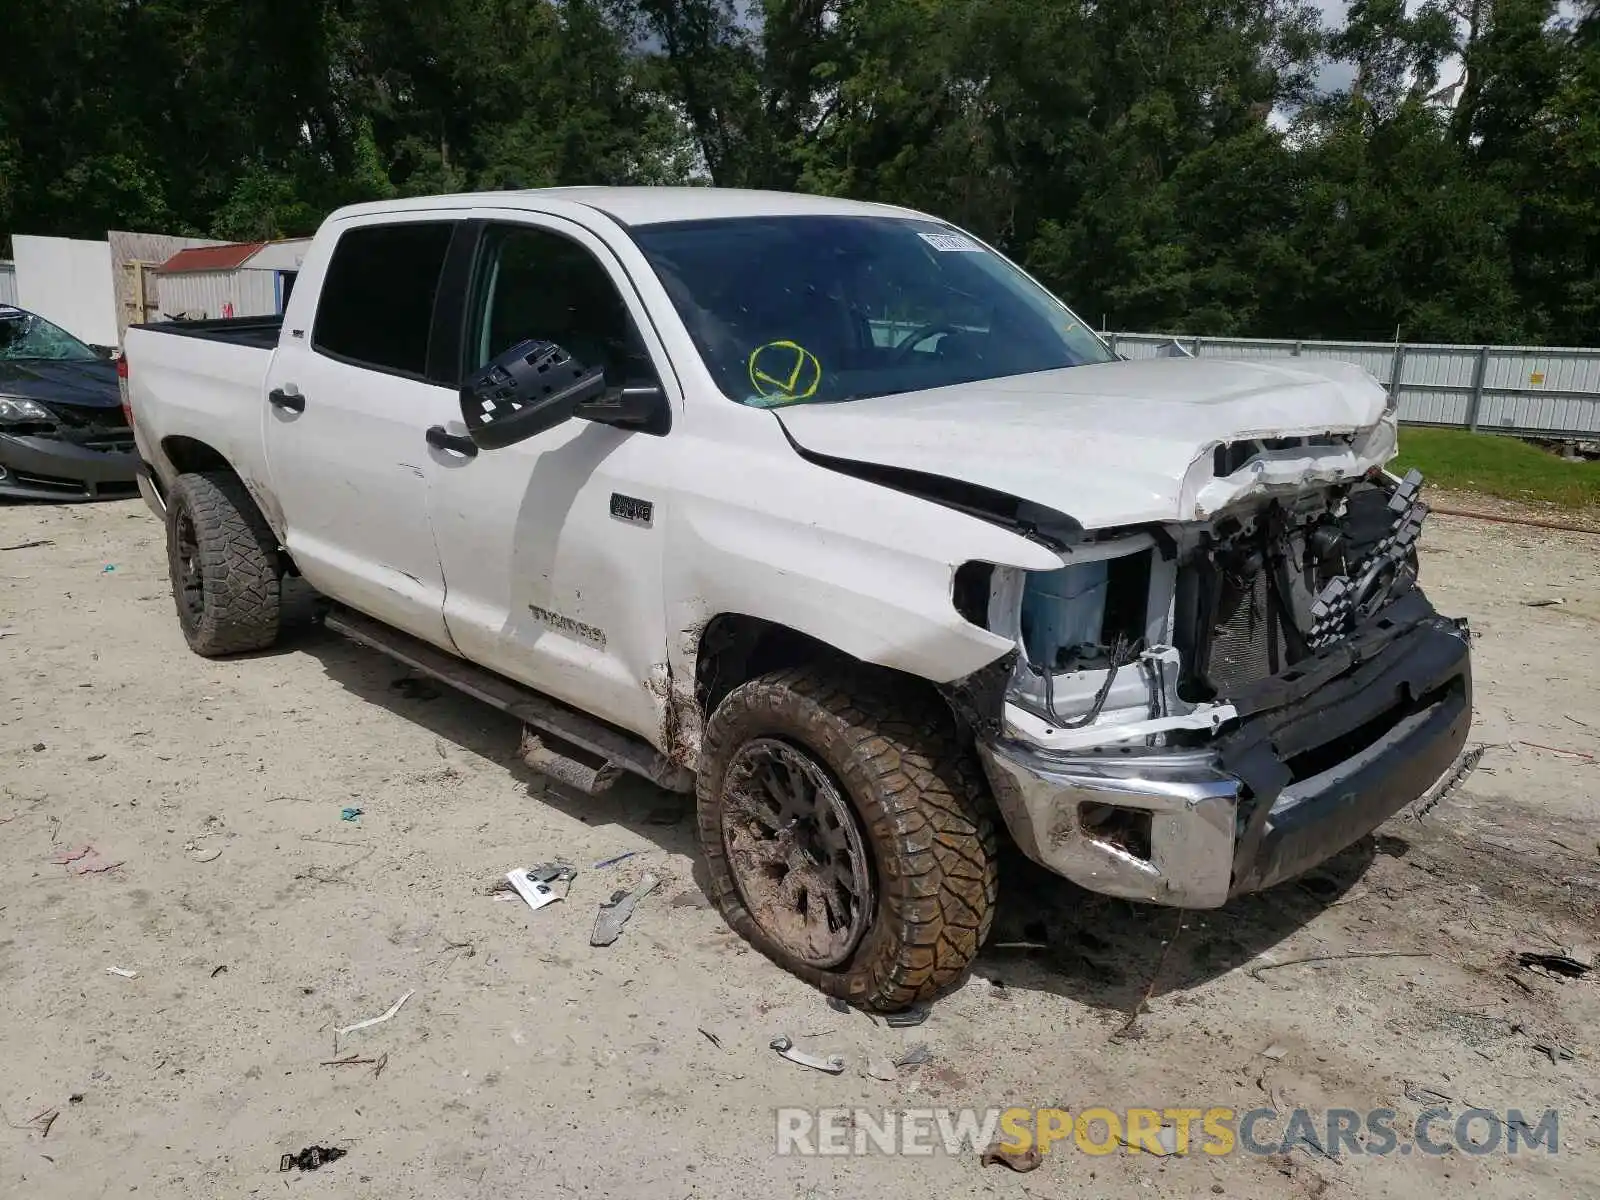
[1393,427,1600,509]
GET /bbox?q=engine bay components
[967,468,1431,747]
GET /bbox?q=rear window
[312,222,455,377]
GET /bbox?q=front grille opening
[1282,679,1463,784]
[1079,803,1153,861]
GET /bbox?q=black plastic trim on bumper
[0,433,138,501]
[1221,613,1473,896]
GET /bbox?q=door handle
[426,425,478,458]
[268,388,305,413]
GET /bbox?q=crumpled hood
[0,358,120,409]
[776,356,1395,529]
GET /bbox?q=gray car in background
[0,305,136,501]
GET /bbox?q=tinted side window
[313,222,455,377]
[467,225,653,384]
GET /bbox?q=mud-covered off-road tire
[696,665,999,1011]
[166,471,282,656]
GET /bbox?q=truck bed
[130,315,284,351]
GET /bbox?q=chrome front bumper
[979,614,1473,908]
[980,743,1243,906]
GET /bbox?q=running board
[324,606,694,793]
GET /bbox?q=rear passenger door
[263,216,465,648]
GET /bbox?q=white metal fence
[1106,332,1600,437]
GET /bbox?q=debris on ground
[105,966,138,979]
[1524,598,1565,607]
[769,1035,845,1074]
[102,564,116,573]
[322,1054,379,1066]
[590,873,659,946]
[48,844,124,876]
[1260,1043,1288,1060]
[827,996,851,1014]
[505,866,572,913]
[1533,1041,1576,1065]
[668,888,707,909]
[592,850,638,870]
[210,965,227,978]
[1518,740,1596,761]
[883,1005,930,1028]
[184,840,222,863]
[864,1054,897,1081]
[0,538,53,551]
[1407,744,1488,821]
[1119,1124,1182,1156]
[1403,1082,1451,1105]
[336,989,415,1038]
[279,1145,346,1172]
[1248,949,1429,983]
[7,1107,60,1137]
[32,742,46,752]
[980,1140,1042,1172]
[1517,950,1592,979]
[339,807,363,822]
[698,1028,723,1051]
[894,1044,932,1068]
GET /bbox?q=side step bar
[324,606,695,793]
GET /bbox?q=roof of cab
[327,186,929,228]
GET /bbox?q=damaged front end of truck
[953,448,1472,908]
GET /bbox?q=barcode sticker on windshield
[918,231,982,253]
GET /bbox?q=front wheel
[696,665,998,1010]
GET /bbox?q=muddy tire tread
[697,663,999,1011]
[167,471,281,656]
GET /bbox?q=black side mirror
[460,340,606,450]
[574,384,670,436]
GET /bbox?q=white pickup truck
[126,188,1471,1009]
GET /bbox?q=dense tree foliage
[1,0,1596,342]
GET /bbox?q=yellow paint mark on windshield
[747,340,822,404]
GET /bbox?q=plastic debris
[769,1035,845,1074]
[865,1054,897,1081]
[980,1141,1042,1172]
[279,1146,346,1172]
[505,867,571,913]
[106,966,138,979]
[894,1044,932,1068]
[1261,1043,1288,1060]
[884,1005,930,1028]
[1533,1041,1576,1066]
[590,873,659,946]
[340,807,363,822]
[1518,951,1592,979]
[592,851,638,870]
[102,564,116,573]
[336,989,415,1037]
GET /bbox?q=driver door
[426,215,677,746]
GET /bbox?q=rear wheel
[166,471,282,656]
[696,664,998,1010]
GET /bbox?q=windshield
[0,310,98,362]
[630,215,1113,407]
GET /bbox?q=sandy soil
[1,498,1596,1199]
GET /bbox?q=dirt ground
[2,497,1597,1199]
